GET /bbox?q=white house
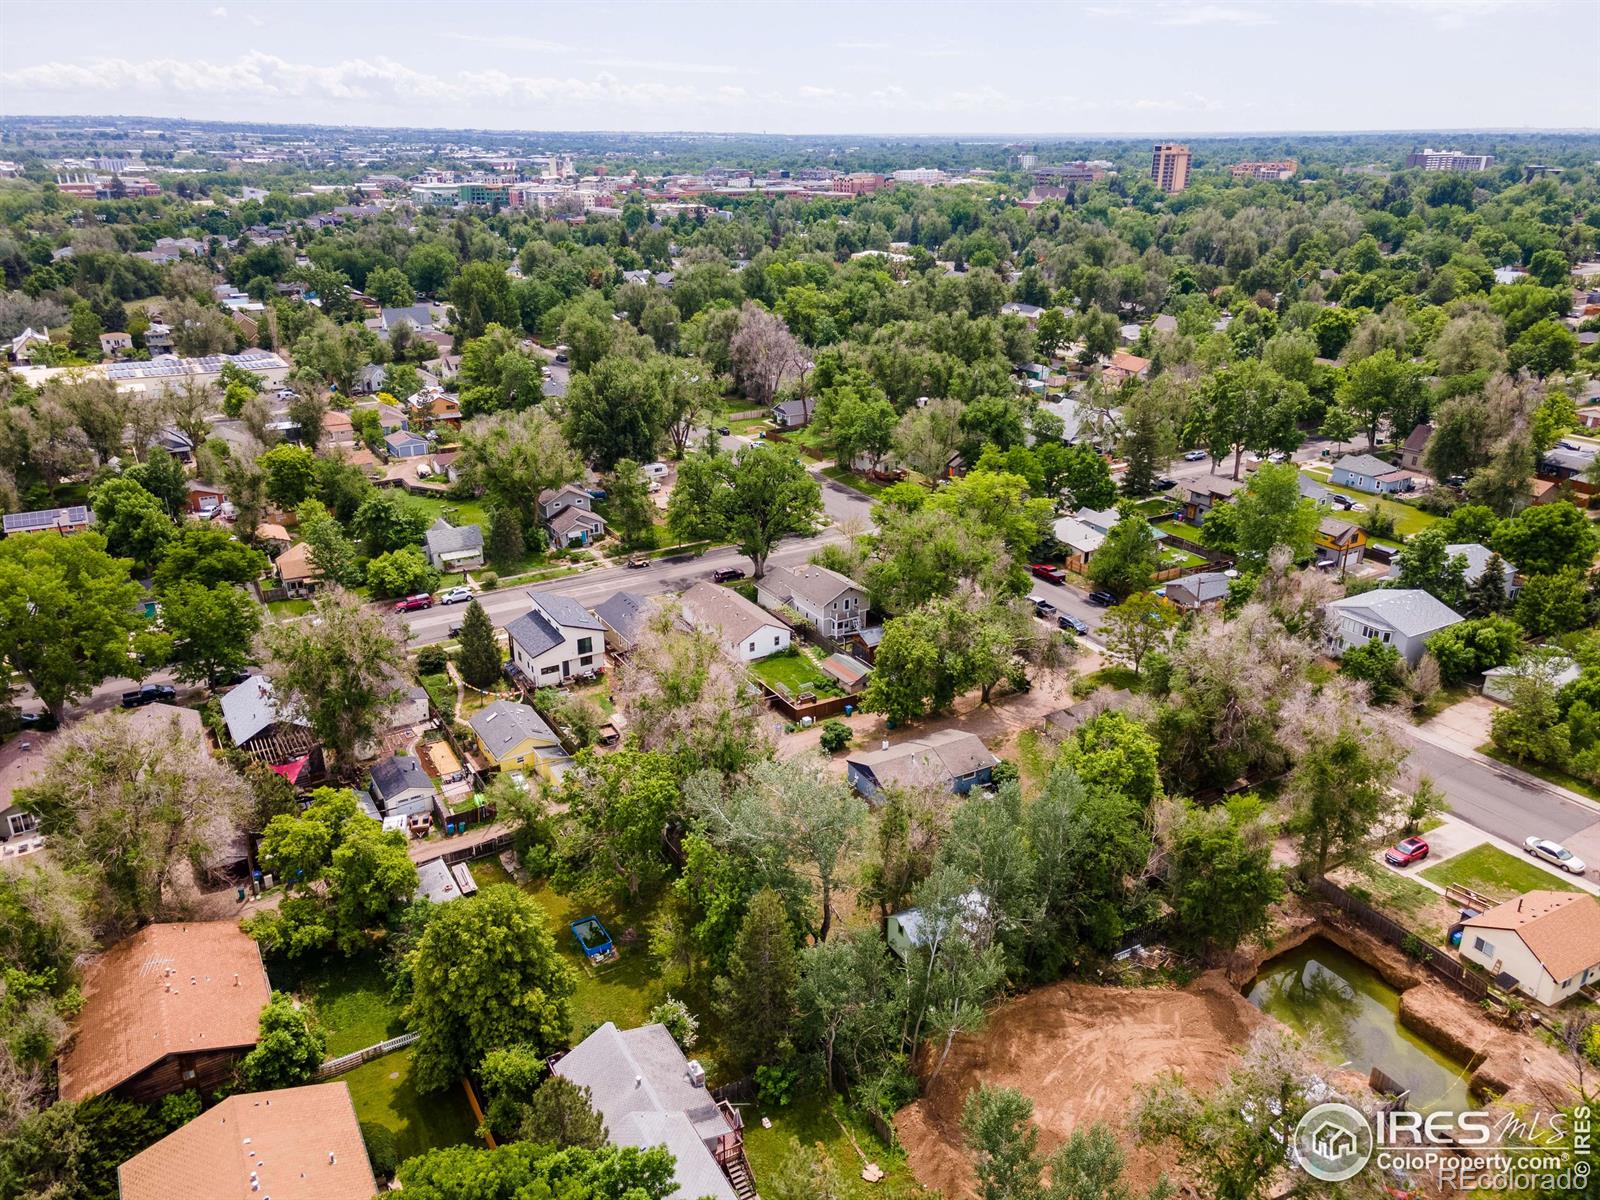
[1323,589,1463,666]
[1483,654,1582,705]
[1330,453,1415,495]
[756,563,866,638]
[505,591,606,686]
[680,581,790,661]
[1460,891,1600,1006]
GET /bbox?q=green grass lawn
[821,465,895,496]
[750,649,842,697]
[1072,665,1142,698]
[1297,471,1441,538]
[1159,545,1206,569]
[339,1046,479,1162]
[1340,868,1453,943]
[1152,518,1197,542]
[266,598,313,618]
[405,493,490,530]
[1479,744,1600,803]
[1420,842,1583,902]
[742,1090,923,1200]
[269,952,406,1057]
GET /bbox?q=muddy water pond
[1248,937,1471,1112]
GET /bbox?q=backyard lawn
[405,493,490,530]
[750,648,842,697]
[269,951,405,1057]
[339,1046,479,1162]
[266,598,313,619]
[1298,469,1441,537]
[821,465,898,496]
[1420,842,1583,902]
[743,1091,923,1200]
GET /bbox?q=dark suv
[711,567,746,583]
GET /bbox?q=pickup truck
[121,684,177,708]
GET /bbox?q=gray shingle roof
[847,729,997,788]
[369,755,432,802]
[1328,588,1463,637]
[548,506,606,538]
[593,590,651,649]
[762,563,859,608]
[220,675,293,746]
[468,700,557,760]
[553,1022,737,1200]
[529,591,604,632]
[505,609,563,659]
[424,518,482,557]
[1334,453,1400,478]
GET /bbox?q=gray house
[424,518,484,571]
[553,1022,743,1200]
[845,729,998,802]
[1323,589,1463,666]
[593,590,652,657]
[756,563,866,638]
[1331,453,1414,495]
[368,754,436,819]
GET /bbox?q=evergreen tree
[455,601,502,688]
[486,505,526,567]
[1467,552,1510,615]
[714,888,800,1071]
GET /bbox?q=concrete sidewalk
[1376,812,1600,898]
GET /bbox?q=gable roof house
[1331,453,1416,494]
[424,518,484,572]
[273,542,321,597]
[3,505,93,536]
[845,729,999,802]
[383,430,430,460]
[1460,891,1600,1006]
[680,580,791,662]
[593,589,653,657]
[58,922,271,1103]
[772,395,815,427]
[118,1082,376,1200]
[506,591,606,686]
[1399,422,1434,471]
[756,563,867,638]
[468,699,570,780]
[379,304,435,333]
[548,503,608,548]
[553,1022,744,1200]
[1314,516,1367,572]
[1323,589,1463,666]
[368,754,437,819]
[1181,476,1244,524]
[538,484,593,521]
[1162,571,1232,612]
[1050,515,1106,571]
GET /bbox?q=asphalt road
[1402,730,1599,846]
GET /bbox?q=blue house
[845,729,998,802]
[1331,453,1413,494]
[384,430,429,459]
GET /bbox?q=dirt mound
[894,972,1265,1199]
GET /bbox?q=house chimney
[234,974,240,986]
[635,1074,643,1088]
[328,1152,336,1165]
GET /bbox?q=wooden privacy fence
[1309,877,1489,1001]
[317,1031,419,1079]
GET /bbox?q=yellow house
[467,699,571,781]
[1314,516,1367,572]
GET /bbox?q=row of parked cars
[1383,835,1587,875]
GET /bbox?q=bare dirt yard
[894,971,1267,1198]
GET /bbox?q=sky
[1,0,1596,137]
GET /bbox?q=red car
[394,594,434,613]
[1030,563,1067,584]
[1384,837,1430,867]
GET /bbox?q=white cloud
[209,4,227,15]
[1153,3,1274,26]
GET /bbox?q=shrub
[416,644,449,675]
[158,1089,202,1131]
[755,1063,798,1108]
[480,572,499,591]
[360,1120,399,1180]
[818,719,852,755]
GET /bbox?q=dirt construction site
[895,971,1267,1197]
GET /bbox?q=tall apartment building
[1151,144,1191,194]
[1406,148,1495,172]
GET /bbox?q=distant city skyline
[2,0,1596,136]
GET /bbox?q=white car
[1183,450,1207,462]
[438,587,474,605]
[1525,837,1587,875]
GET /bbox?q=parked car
[716,425,731,436]
[448,623,463,638]
[1384,837,1430,867]
[120,684,176,708]
[17,710,58,732]
[625,555,649,569]
[1183,450,1208,462]
[1030,563,1067,584]
[711,567,745,583]
[1525,837,1587,874]
[1086,590,1118,607]
[1058,613,1090,635]
[1030,596,1057,618]
[394,594,434,612]
[586,488,609,500]
[1153,476,1177,490]
[439,586,473,605]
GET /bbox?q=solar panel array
[3,506,90,533]
[105,352,286,382]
